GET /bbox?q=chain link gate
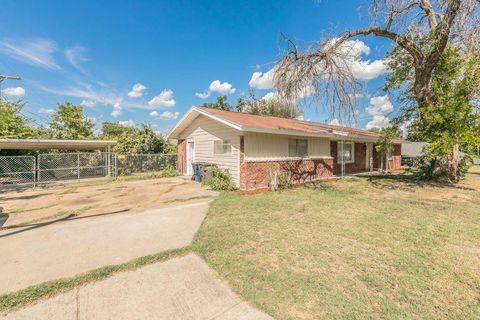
[38,152,116,183]
[0,156,36,189]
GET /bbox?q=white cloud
[148,89,175,108]
[365,95,394,116]
[327,38,389,81]
[208,80,236,94]
[0,38,60,70]
[80,99,96,108]
[64,45,88,74]
[128,83,147,98]
[262,91,277,100]
[2,87,25,96]
[110,103,122,117]
[195,91,210,99]
[196,80,236,99]
[149,110,179,120]
[249,68,275,89]
[118,120,135,127]
[366,115,390,129]
[365,95,394,129]
[38,108,55,114]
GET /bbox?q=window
[288,139,308,157]
[213,140,232,154]
[337,141,355,164]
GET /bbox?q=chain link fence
[0,156,36,188]
[0,152,177,190]
[116,154,176,176]
[38,152,116,183]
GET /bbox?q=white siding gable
[178,114,241,185]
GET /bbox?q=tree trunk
[447,143,460,182]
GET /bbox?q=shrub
[160,165,178,178]
[268,165,292,191]
[203,166,235,191]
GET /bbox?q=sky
[0,0,399,135]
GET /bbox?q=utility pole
[0,74,22,100]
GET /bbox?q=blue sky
[0,0,397,134]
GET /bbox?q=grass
[0,247,190,314]
[192,166,480,320]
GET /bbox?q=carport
[0,139,117,187]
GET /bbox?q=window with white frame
[213,139,232,154]
[288,139,308,157]
[337,141,355,164]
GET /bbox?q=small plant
[268,165,292,191]
[203,166,235,191]
[160,165,178,178]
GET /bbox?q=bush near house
[202,166,235,191]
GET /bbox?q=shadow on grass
[360,173,476,191]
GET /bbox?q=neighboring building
[167,107,402,191]
[401,142,427,158]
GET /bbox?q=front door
[186,141,194,175]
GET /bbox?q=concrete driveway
[0,201,210,294]
[2,254,272,320]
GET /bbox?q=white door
[186,141,194,175]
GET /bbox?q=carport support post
[106,146,111,177]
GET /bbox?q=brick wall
[177,139,187,175]
[240,159,334,190]
[331,141,368,174]
[239,136,334,190]
[388,144,402,171]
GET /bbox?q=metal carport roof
[0,139,117,150]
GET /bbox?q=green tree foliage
[200,95,232,111]
[101,122,169,154]
[49,103,94,140]
[387,45,480,181]
[375,126,400,172]
[0,100,37,139]
[236,91,301,119]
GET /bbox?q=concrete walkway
[2,254,272,320]
[0,202,210,294]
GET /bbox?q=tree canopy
[0,100,38,139]
[49,103,94,140]
[101,122,171,154]
[200,95,232,111]
[236,91,302,119]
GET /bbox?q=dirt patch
[0,177,217,228]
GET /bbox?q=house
[167,107,402,191]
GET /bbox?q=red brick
[177,139,187,175]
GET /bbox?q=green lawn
[192,167,480,319]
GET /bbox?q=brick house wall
[239,136,334,190]
[331,142,402,174]
[177,139,187,175]
[331,141,368,174]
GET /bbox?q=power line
[0,74,22,100]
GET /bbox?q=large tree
[274,0,479,182]
[101,122,168,154]
[236,91,302,119]
[0,100,36,139]
[49,103,94,140]
[200,95,232,111]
